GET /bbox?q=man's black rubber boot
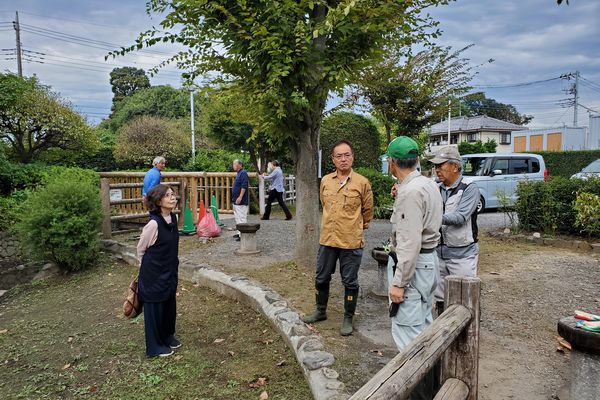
[340,288,359,336]
[302,285,329,324]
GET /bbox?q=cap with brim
[385,136,420,159]
[429,145,461,164]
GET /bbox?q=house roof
[429,115,527,135]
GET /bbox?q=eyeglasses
[332,153,353,160]
[164,192,176,199]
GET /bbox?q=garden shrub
[515,176,600,235]
[458,139,497,155]
[16,172,103,272]
[183,149,251,172]
[320,112,382,174]
[354,167,396,219]
[573,192,600,237]
[0,191,28,231]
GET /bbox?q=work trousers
[315,245,363,290]
[434,254,479,302]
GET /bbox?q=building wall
[589,115,600,150]
[512,127,587,152]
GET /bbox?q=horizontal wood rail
[350,276,480,400]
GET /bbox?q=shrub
[0,191,28,231]
[16,172,102,272]
[458,139,497,155]
[113,115,191,169]
[320,112,382,174]
[535,150,600,178]
[574,192,600,237]
[183,149,251,172]
[515,176,600,235]
[354,167,396,219]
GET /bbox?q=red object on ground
[197,200,207,225]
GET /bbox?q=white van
[461,153,547,212]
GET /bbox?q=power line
[472,76,562,89]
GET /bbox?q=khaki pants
[434,254,479,303]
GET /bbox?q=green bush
[458,139,497,155]
[184,149,251,172]
[515,176,600,235]
[320,112,382,174]
[16,172,103,272]
[534,150,600,178]
[0,155,48,195]
[574,192,600,237]
[0,191,28,231]
[354,167,395,219]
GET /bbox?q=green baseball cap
[385,136,420,159]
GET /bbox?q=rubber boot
[302,285,329,323]
[340,288,359,336]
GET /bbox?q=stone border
[101,239,348,400]
[487,230,600,254]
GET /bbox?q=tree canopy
[0,73,98,163]
[320,111,381,173]
[459,92,533,125]
[356,44,477,142]
[109,67,151,110]
[113,0,451,267]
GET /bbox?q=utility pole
[190,90,196,160]
[573,70,579,127]
[447,99,451,145]
[13,11,22,77]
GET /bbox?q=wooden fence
[98,171,296,239]
[350,276,480,400]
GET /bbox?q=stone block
[591,244,600,254]
[302,351,335,370]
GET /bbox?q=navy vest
[139,212,179,302]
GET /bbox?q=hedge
[515,176,600,236]
[353,167,395,219]
[533,150,600,178]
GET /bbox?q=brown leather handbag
[123,277,142,318]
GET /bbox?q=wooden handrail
[349,304,471,400]
[434,378,469,400]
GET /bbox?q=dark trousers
[263,189,292,219]
[316,245,363,290]
[143,296,177,356]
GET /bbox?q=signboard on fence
[109,189,123,201]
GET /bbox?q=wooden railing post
[100,178,112,239]
[442,276,481,400]
[190,177,198,224]
[178,176,187,229]
[258,176,265,216]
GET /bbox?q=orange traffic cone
[197,199,207,224]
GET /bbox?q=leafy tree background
[109,67,151,111]
[458,92,533,125]
[320,112,382,174]
[0,73,99,163]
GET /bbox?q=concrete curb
[101,239,348,400]
[487,231,600,254]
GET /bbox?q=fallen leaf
[181,287,188,291]
[228,351,235,357]
[214,338,225,344]
[63,363,71,370]
[262,339,274,345]
[68,336,74,343]
[262,329,268,334]
[489,272,500,275]
[556,336,572,351]
[89,384,98,393]
[249,377,268,388]
[0,329,7,334]
[276,360,286,367]
[174,355,183,361]
[259,391,269,400]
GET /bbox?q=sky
[1,0,599,129]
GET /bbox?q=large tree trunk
[292,123,321,269]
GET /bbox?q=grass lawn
[0,257,311,400]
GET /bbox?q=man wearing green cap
[386,136,442,400]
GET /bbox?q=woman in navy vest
[136,184,180,357]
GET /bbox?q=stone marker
[235,223,261,255]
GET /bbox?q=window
[492,158,509,175]
[451,134,458,144]
[530,158,540,173]
[500,133,511,144]
[462,157,488,176]
[467,133,477,142]
[510,158,529,174]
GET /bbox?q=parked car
[461,153,548,212]
[571,159,600,180]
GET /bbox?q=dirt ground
[115,215,600,399]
